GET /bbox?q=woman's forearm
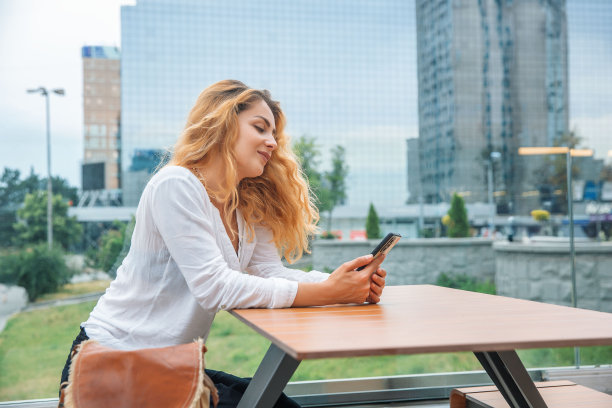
[291,281,334,307]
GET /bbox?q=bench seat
[450,380,612,408]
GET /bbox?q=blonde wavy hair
[168,80,319,263]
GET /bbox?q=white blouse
[83,166,328,350]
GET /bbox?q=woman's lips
[258,151,271,163]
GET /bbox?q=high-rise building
[415,0,568,213]
[120,0,415,207]
[406,138,420,203]
[81,46,122,203]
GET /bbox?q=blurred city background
[0,0,611,404]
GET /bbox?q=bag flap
[64,339,209,408]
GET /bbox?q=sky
[0,0,131,187]
[0,0,610,191]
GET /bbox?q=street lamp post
[27,86,65,249]
[518,146,593,369]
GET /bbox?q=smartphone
[356,232,401,271]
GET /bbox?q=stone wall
[312,238,612,313]
[312,238,495,286]
[494,241,612,313]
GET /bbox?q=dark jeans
[60,327,300,408]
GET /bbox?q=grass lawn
[2,301,612,401]
[35,280,112,303]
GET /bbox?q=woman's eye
[254,125,264,133]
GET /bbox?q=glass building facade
[415,0,568,214]
[120,0,417,206]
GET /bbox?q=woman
[60,80,387,407]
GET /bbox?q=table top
[230,285,612,360]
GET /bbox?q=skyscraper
[415,0,568,213]
[81,46,122,202]
[120,0,415,207]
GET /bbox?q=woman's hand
[366,267,386,304]
[292,254,385,307]
[324,253,386,304]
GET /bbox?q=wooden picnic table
[230,285,612,408]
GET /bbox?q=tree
[293,136,330,212]
[46,175,79,204]
[447,193,470,238]
[0,168,41,246]
[0,167,78,247]
[323,145,349,231]
[536,132,582,213]
[86,219,134,275]
[365,203,381,239]
[0,167,41,208]
[601,165,612,182]
[13,191,83,249]
[293,137,349,233]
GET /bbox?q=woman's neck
[192,158,240,209]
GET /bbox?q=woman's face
[234,99,278,180]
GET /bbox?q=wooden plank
[465,384,612,408]
[230,285,612,360]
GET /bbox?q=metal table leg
[474,350,548,408]
[237,344,301,408]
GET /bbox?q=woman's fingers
[371,268,386,289]
[340,254,373,272]
[368,268,386,303]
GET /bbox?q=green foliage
[12,191,83,249]
[293,136,324,203]
[0,249,21,284]
[0,168,40,247]
[293,137,348,231]
[319,230,339,240]
[87,220,129,273]
[435,273,496,295]
[447,193,470,238]
[365,203,381,239]
[322,145,349,231]
[0,168,79,247]
[419,228,435,238]
[601,164,612,182]
[0,167,39,209]
[0,244,72,301]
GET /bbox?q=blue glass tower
[120,0,416,207]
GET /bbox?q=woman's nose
[266,136,278,151]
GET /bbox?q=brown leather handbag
[59,339,218,408]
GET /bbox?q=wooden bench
[450,380,612,408]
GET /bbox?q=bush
[447,193,470,238]
[320,231,338,240]
[86,219,133,277]
[0,250,21,284]
[435,272,496,295]
[0,244,71,301]
[531,209,551,222]
[419,228,435,238]
[365,203,381,239]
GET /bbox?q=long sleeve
[246,224,330,283]
[149,170,298,311]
